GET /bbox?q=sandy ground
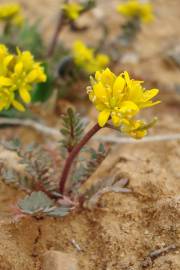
[0,0,179,269]
[0,91,179,270]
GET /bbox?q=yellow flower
[87,68,160,138]
[0,44,47,111]
[117,0,154,23]
[62,2,83,21]
[0,88,14,111]
[12,13,24,27]
[72,40,110,74]
[0,3,24,26]
[121,117,157,139]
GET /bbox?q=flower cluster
[0,44,46,111]
[72,40,110,74]
[0,3,24,27]
[62,2,83,21]
[117,0,154,23]
[87,68,160,138]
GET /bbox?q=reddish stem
[47,13,66,58]
[59,123,102,194]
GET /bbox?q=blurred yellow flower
[117,0,154,23]
[62,2,83,21]
[87,68,160,138]
[0,3,24,26]
[0,44,46,111]
[72,40,110,74]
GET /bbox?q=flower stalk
[47,12,66,58]
[59,123,102,194]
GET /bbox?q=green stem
[4,21,11,35]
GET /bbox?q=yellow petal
[93,82,108,101]
[95,102,107,112]
[143,88,159,101]
[132,129,147,139]
[120,101,139,115]
[96,54,110,67]
[26,70,37,83]
[140,100,161,109]
[117,4,128,14]
[123,71,143,90]
[123,71,131,84]
[95,70,102,81]
[0,76,12,86]
[100,68,116,87]
[19,88,31,103]
[98,110,110,127]
[4,55,14,67]
[116,1,154,24]
[15,62,23,74]
[12,100,25,111]
[113,75,125,97]
[111,113,121,127]
[0,102,6,111]
[62,3,83,20]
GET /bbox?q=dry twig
[141,244,177,268]
[1,117,180,144]
[96,134,180,143]
[70,239,82,252]
[149,244,177,259]
[0,117,60,140]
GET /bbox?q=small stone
[42,251,78,270]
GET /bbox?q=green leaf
[17,20,44,57]
[18,191,53,215]
[60,109,85,152]
[18,191,71,217]
[98,143,105,154]
[0,108,33,119]
[48,207,71,217]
